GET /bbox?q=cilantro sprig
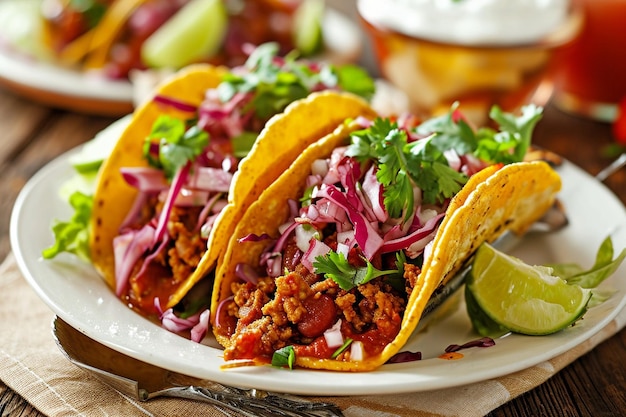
[313,251,399,291]
[346,104,544,217]
[347,118,467,218]
[217,42,374,122]
[143,115,208,179]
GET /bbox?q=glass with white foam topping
[357,0,582,125]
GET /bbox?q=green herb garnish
[474,104,543,164]
[143,115,209,179]
[347,118,467,219]
[331,338,353,359]
[272,345,296,369]
[553,236,626,290]
[313,251,399,291]
[346,104,544,218]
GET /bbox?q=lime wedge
[293,0,324,56]
[467,243,592,335]
[141,0,227,68]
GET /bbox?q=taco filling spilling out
[212,103,562,371]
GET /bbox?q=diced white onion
[311,159,329,177]
[350,341,364,361]
[295,224,319,253]
[337,230,354,245]
[336,242,350,257]
[302,239,331,272]
[323,319,344,348]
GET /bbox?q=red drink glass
[552,0,626,122]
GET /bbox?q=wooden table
[0,81,625,416]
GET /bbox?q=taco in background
[212,103,561,371]
[89,43,375,320]
[3,0,339,81]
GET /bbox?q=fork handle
[151,386,344,417]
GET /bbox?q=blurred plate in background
[0,7,360,116]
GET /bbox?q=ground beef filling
[125,206,206,315]
[223,261,410,362]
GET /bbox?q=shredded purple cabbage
[387,351,422,364]
[114,225,155,296]
[445,337,496,353]
[152,94,198,113]
[213,295,234,330]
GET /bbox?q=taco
[89,45,375,318]
[211,101,562,371]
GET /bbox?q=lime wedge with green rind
[141,0,227,68]
[464,284,510,338]
[293,0,324,56]
[467,243,592,336]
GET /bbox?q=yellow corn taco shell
[90,73,374,310]
[212,118,562,371]
[91,63,225,291]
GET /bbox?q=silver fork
[51,316,344,417]
[595,153,626,182]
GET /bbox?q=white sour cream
[358,0,571,46]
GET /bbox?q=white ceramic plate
[10,149,626,396]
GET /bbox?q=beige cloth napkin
[1,253,624,417]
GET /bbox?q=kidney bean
[297,294,337,338]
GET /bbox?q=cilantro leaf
[313,251,398,291]
[415,105,477,155]
[385,251,407,292]
[334,65,376,100]
[144,116,209,179]
[346,103,544,214]
[347,118,468,216]
[272,345,296,369]
[475,104,543,163]
[406,136,467,204]
[42,191,93,262]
